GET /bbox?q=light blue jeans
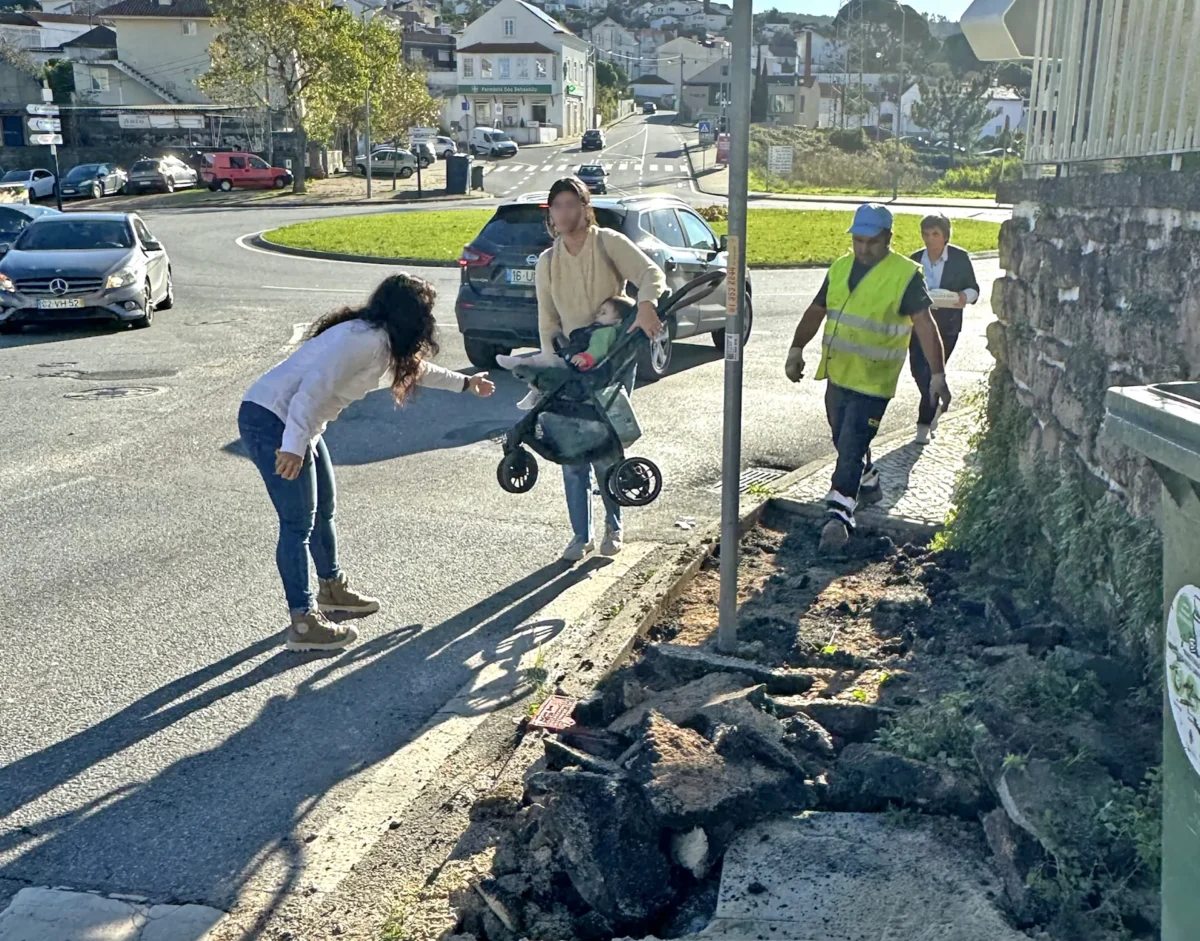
[561,364,636,544]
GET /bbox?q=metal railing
[1027,0,1200,165]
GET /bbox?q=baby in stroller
[496,295,636,409]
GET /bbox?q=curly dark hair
[545,176,595,238]
[307,273,439,404]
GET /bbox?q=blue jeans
[238,401,342,613]
[561,364,636,543]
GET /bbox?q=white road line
[649,164,659,172]
[263,285,366,293]
[555,164,567,171]
[619,162,631,171]
[1,476,96,508]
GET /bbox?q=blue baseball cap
[848,203,893,237]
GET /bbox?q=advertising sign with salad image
[1167,584,1200,775]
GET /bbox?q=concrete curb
[73,190,490,216]
[682,142,1011,210]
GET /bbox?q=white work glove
[785,347,805,383]
[929,372,952,410]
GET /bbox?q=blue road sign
[698,120,712,134]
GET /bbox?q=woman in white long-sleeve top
[238,273,494,651]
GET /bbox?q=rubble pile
[451,522,1162,941]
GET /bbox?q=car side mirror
[0,242,11,256]
[719,234,728,251]
[143,239,163,252]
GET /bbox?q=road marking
[619,162,631,171]
[650,164,659,172]
[1,476,96,508]
[287,322,311,347]
[556,164,567,171]
[262,285,367,294]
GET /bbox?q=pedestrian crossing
[482,161,685,174]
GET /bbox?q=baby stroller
[496,269,728,507]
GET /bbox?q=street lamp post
[893,2,905,199]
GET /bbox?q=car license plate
[38,298,84,310]
[506,268,536,285]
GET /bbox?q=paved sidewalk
[782,410,973,531]
[683,143,1007,211]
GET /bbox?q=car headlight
[106,268,139,290]
[0,274,14,293]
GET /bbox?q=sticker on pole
[1167,584,1200,775]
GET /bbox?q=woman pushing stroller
[239,274,494,652]
[529,177,668,561]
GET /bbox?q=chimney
[803,29,811,81]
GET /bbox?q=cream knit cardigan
[534,225,667,353]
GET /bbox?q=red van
[201,152,293,191]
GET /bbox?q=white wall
[110,16,216,103]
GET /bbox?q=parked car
[576,164,608,194]
[454,193,750,381]
[581,128,605,151]
[0,203,60,255]
[411,142,436,168]
[0,212,172,333]
[355,148,418,179]
[201,152,293,191]
[59,163,128,200]
[127,156,199,194]
[469,127,518,158]
[435,136,457,158]
[643,101,658,114]
[1,169,56,201]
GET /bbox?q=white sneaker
[600,530,623,556]
[914,424,932,446]
[562,537,594,561]
[516,388,541,410]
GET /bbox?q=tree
[941,32,983,77]
[203,0,379,193]
[912,74,993,164]
[595,59,628,91]
[43,58,74,104]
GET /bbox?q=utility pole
[893,2,904,199]
[363,9,372,200]
[717,0,751,653]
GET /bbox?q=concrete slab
[701,813,1026,941]
[0,888,223,941]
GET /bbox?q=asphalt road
[0,174,1003,916]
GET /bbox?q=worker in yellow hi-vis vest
[784,203,952,551]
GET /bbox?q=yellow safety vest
[815,250,918,399]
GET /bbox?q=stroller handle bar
[656,268,729,319]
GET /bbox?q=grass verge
[264,208,1000,267]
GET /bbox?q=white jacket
[243,319,469,455]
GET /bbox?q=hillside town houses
[0,0,1027,153]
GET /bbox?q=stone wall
[993,172,1200,520]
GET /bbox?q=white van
[469,128,519,158]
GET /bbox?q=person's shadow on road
[0,556,609,912]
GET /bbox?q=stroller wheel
[498,448,539,494]
[605,457,662,507]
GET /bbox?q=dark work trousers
[825,381,890,526]
[910,327,960,427]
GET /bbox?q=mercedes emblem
[49,278,69,296]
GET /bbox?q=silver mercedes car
[0,212,173,332]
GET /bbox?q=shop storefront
[458,84,558,144]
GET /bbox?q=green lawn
[263,208,1000,267]
[709,210,1000,267]
[264,210,495,260]
[747,169,999,202]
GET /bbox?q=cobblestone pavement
[785,411,973,529]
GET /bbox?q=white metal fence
[1026,0,1200,165]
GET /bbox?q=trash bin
[471,164,485,191]
[446,154,471,195]
[1103,380,1200,941]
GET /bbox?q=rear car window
[475,205,623,250]
[131,160,158,172]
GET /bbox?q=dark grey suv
[454,193,751,381]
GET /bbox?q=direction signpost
[29,94,61,210]
[766,145,793,195]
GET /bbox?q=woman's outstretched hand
[629,300,663,339]
[468,373,495,397]
[275,450,304,481]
